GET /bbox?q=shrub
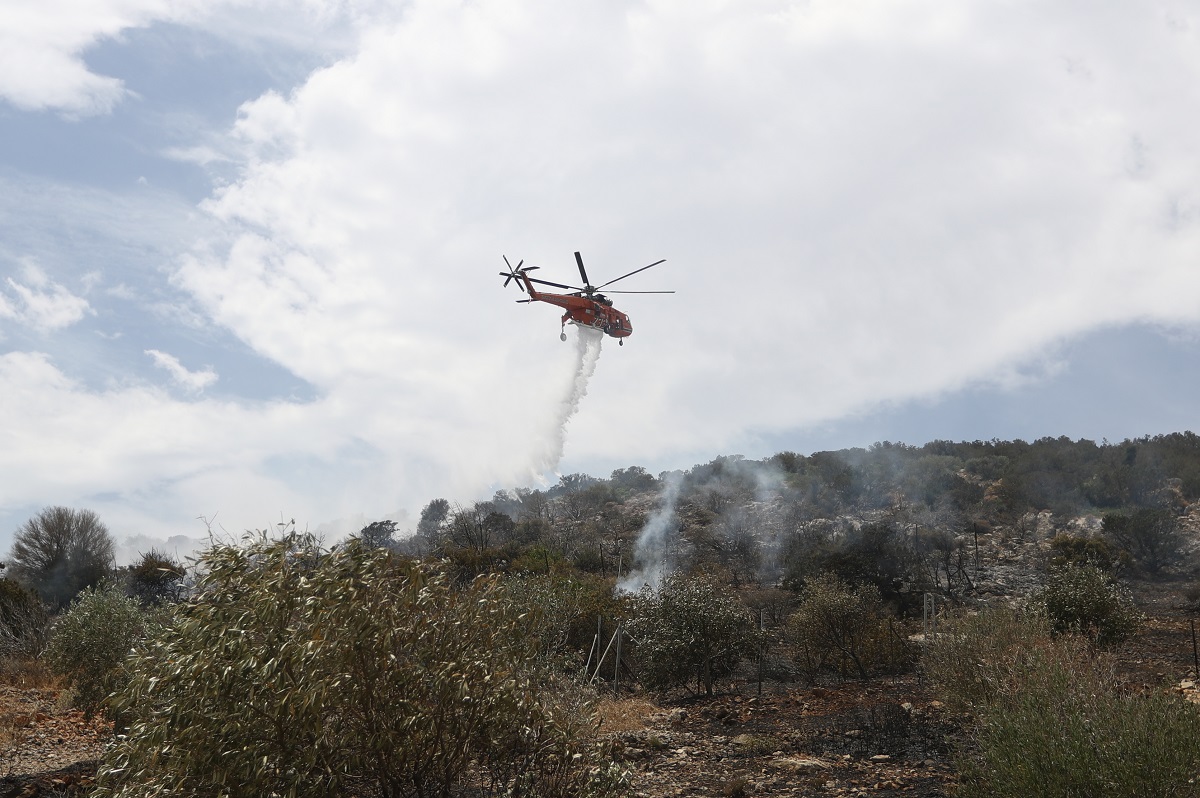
[0,577,50,659]
[627,574,758,695]
[1047,533,1126,574]
[922,606,1051,712]
[44,582,152,718]
[1103,508,1182,573]
[958,641,1200,798]
[788,573,912,680]
[94,534,624,798]
[1040,564,1140,647]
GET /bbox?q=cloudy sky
[2,0,1199,560]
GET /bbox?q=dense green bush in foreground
[94,534,625,798]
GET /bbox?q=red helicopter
[499,251,673,345]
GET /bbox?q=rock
[769,757,832,773]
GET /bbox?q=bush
[44,582,152,718]
[1103,508,1182,573]
[958,641,1200,798]
[626,574,758,696]
[922,606,1051,712]
[1040,564,1140,647]
[788,573,912,680]
[94,534,625,798]
[0,577,50,659]
[1047,534,1126,574]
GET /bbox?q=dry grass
[0,656,56,690]
[595,697,659,733]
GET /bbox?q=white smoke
[617,471,684,594]
[531,326,603,477]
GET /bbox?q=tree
[1102,508,1182,573]
[125,549,186,606]
[416,498,450,542]
[7,507,115,610]
[357,519,397,550]
[627,574,758,696]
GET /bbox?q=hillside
[5,432,1200,796]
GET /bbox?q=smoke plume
[617,471,684,594]
[531,327,603,477]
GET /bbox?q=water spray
[531,326,603,477]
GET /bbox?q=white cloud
[5,0,1200,556]
[183,0,1200,466]
[0,262,90,331]
[145,348,219,391]
[0,0,375,116]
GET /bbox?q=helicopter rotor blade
[526,276,580,291]
[574,251,590,289]
[594,259,666,290]
[598,290,676,294]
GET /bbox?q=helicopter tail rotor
[500,256,541,291]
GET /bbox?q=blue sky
[2,0,1199,562]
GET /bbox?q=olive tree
[7,507,114,610]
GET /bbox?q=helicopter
[499,251,673,345]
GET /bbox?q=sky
[2,0,1199,562]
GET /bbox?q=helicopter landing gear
[560,331,567,342]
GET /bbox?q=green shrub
[1102,508,1182,573]
[1040,564,1140,647]
[788,572,912,680]
[94,533,625,798]
[627,574,758,696]
[959,641,1200,798]
[1047,533,1126,574]
[44,582,152,718]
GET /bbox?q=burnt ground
[3,576,1200,797]
[601,677,963,798]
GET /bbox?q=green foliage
[957,640,1200,798]
[626,574,758,696]
[0,577,50,658]
[504,572,627,668]
[1039,565,1140,647]
[787,573,911,680]
[1102,508,1182,573]
[94,534,624,798]
[782,521,915,609]
[1047,533,1125,574]
[44,582,152,718]
[7,506,115,610]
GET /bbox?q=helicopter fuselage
[519,274,632,339]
